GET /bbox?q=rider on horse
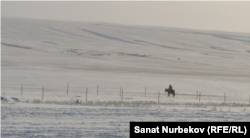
[169,85,172,90]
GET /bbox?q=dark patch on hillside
[1,42,31,49]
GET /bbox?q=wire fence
[1,84,250,105]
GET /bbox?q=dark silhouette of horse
[165,85,175,97]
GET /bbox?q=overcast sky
[2,1,250,33]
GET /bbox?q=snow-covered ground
[2,103,250,138]
[1,17,250,137]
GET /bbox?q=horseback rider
[165,84,175,97]
[169,84,173,90]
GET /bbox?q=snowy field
[1,103,250,138]
[1,17,250,137]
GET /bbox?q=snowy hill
[2,17,250,98]
[2,17,250,138]
[2,17,250,76]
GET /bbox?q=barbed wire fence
[1,84,250,106]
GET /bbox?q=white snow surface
[1,17,250,137]
[1,103,250,138]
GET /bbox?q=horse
[165,88,175,97]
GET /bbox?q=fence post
[145,87,146,97]
[86,87,88,102]
[21,84,22,95]
[196,91,198,99]
[97,85,98,96]
[158,91,160,103]
[67,83,69,95]
[199,92,201,102]
[42,87,44,100]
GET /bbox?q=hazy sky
[2,1,250,33]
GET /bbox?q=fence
[1,84,250,105]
